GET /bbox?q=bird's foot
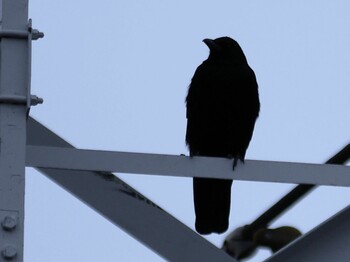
[189,152,199,159]
[227,154,237,170]
[233,157,239,170]
[227,155,244,171]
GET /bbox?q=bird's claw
[226,155,239,171]
[189,151,199,159]
[233,158,239,171]
[231,157,244,171]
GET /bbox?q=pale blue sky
[26,1,350,261]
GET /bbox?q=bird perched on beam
[186,37,260,234]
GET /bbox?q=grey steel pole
[0,1,29,261]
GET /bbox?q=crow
[186,37,260,234]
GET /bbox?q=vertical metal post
[0,0,29,261]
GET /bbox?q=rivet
[1,245,17,260]
[1,216,17,231]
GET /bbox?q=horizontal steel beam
[26,145,350,187]
[27,118,234,262]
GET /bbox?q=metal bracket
[0,19,44,40]
[27,19,44,110]
[0,95,43,106]
[0,19,44,110]
[0,28,43,40]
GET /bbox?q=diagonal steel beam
[265,204,350,262]
[248,143,350,232]
[26,117,234,262]
[221,143,350,260]
[26,145,350,187]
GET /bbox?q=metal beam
[26,117,234,262]
[265,204,350,262]
[0,1,29,261]
[237,143,350,237]
[26,145,350,187]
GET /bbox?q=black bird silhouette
[186,37,260,234]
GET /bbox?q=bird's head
[203,37,247,64]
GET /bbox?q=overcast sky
[25,1,350,261]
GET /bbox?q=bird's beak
[203,38,220,51]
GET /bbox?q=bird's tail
[193,177,233,234]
